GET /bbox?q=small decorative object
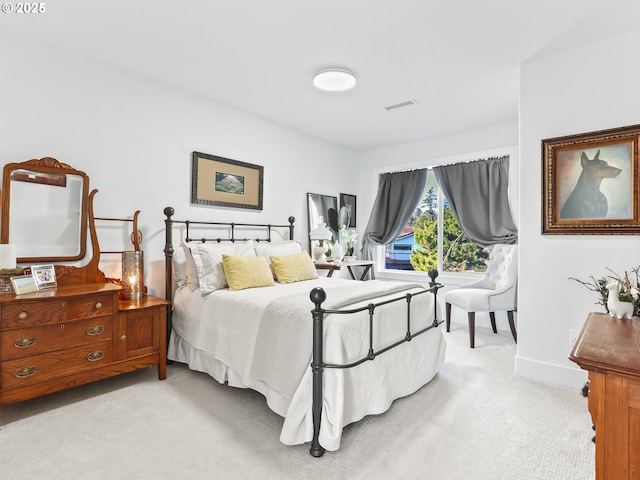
[343,255,357,262]
[122,250,144,300]
[11,274,37,295]
[341,228,359,259]
[605,281,634,319]
[332,242,344,262]
[31,264,57,290]
[324,246,333,262]
[309,226,332,262]
[0,244,17,270]
[0,267,24,293]
[569,265,640,317]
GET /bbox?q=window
[384,169,488,273]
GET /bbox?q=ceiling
[3,1,640,151]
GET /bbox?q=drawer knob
[95,302,103,310]
[120,334,127,341]
[13,336,37,348]
[86,325,105,336]
[86,350,105,362]
[18,311,28,320]
[14,366,37,378]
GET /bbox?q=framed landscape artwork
[542,124,640,234]
[191,151,264,210]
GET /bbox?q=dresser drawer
[1,340,112,389]
[1,294,113,329]
[1,317,113,361]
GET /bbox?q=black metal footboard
[309,270,443,457]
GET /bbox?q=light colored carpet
[0,326,594,480]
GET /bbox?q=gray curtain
[433,156,518,247]
[360,169,428,260]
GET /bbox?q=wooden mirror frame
[1,157,90,263]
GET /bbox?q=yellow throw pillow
[270,251,319,284]
[222,254,275,291]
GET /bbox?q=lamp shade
[309,226,332,241]
[122,250,144,300]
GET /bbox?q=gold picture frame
[542,124,640,235]
[191,151,264,210]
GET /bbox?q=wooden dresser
[0,283,168,412]
[569,312,640,479]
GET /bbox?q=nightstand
[315,260,375,280]
[118,295,170,380]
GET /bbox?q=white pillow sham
[255,240,302,276]
[189,240,256,295]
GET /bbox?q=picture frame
[11,274,37,295]
[340,193,357,227]
[542,124,640,235]
[191,151,264,210]
[31,264,57,289]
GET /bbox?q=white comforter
[168,278,446,451]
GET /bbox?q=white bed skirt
[168,324,446,451]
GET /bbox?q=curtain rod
[386,155,509,175]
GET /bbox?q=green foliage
[569,266,640,317]
[410,204,488,272]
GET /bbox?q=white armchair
[444,244,518,348]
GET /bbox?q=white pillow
[255,241,302,276]
[184,245,200,291]
[190,240,256,295]
[172,246,187,288]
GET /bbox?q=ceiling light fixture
[312,68,357,92]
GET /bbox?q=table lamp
[309,226,332,262]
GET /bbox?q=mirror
[307,192,337,238]
[1,158,89,263]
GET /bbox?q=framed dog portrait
[542,124,640,234]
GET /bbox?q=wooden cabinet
[569,312,640,479]
[0,284,168,411]
[118,295,168,379]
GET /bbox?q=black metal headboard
[163,206,295,336]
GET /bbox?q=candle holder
[0,267,24,293]
[122,251,144,300]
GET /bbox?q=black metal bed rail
[308,272,442,457]
[166,207,294,245]
[163,206,296,342]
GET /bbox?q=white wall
[518,28,640,388]
[0,33,360,297]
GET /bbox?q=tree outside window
[384,170,488,273]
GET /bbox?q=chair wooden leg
[468,312,475,348]
[489,312,497,334]
[507,310,517,343]
[446,302,452,332]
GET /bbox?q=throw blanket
[249,280,428,399]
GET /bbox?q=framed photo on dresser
[31,264,57,289]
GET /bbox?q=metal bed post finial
[309,286,326,458]
[288,216,295,241]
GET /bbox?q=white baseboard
[515,354,588,390]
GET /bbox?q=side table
[315,260,375,280]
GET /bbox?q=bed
[163,208,446,456]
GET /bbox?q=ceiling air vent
[384,99,417,111]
